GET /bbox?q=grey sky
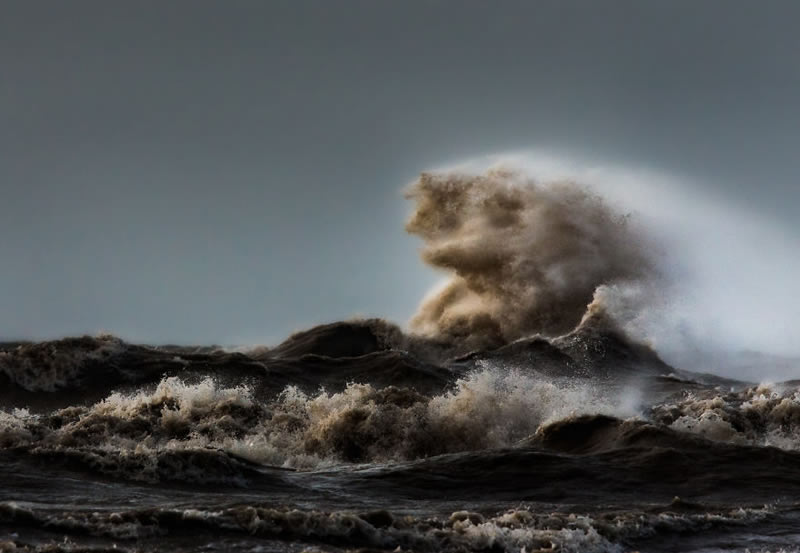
[2,1,799,351]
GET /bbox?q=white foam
[0,367,642,474]
[652,383,800,450]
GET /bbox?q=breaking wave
[7,374,800,490]
[650,383,800,448]
[0,369,633,480]
[7,367,800,488]
[406,168,653,350]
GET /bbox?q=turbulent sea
[3,317,800,553]
[3,168,800,552]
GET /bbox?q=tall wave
[0,369,633,479]
[405,168,653,350]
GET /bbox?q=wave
[268,318,403,358]
[0,335,129,392]
[12,368,800,483]
[529,384,800,457]
[405,168,654,351]
[0,330,453,409]
[649,383,800,448]
[462,306,673,378]
[4,167,800,553]
[7,371,800,509]
[0,500,777,553]
[0,368,636,480]
[0,314,673,417]
[7,326,794,487]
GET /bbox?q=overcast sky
[2,1,799,354]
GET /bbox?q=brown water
[2,321,800,552]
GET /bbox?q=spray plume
[405,168,652,350]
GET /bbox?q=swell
[5,373,800,520]
[6,319,800,490]
[0,365,634,481]
[0,499,783,553]
[6,367,800,487]
[357,422,800,504]
[0,335,265,408]
[0,323,454,410]
[0,311,670,412]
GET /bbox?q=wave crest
[0,335,126,392]
[0,369,632,478]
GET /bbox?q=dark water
[3,319,800,552]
